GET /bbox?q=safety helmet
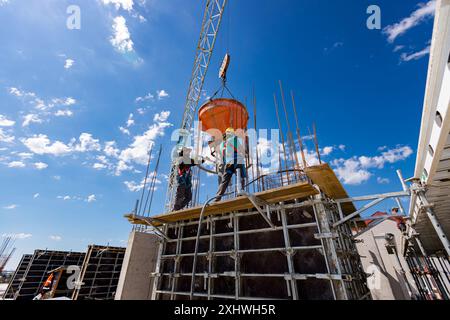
[225,127,235,134]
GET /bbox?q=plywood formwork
[3,254,32,299]
[72,245,125,300]
[8,250,85,300]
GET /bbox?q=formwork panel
[292,250,328,274]
[297,279,334,300]
[72,245,125,300]
[3,254,32,299]
[10,250,85,300]
[241,252,289,274]
[152,196,370,300]
[241,277,290,299]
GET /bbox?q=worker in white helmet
[215,127,247,201]
[173,147,205,211]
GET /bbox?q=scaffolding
[72,245,125,300]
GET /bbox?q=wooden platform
[304,163,356,214]
[125,163,356,227]
[126,180,319,227]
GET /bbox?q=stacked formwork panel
[3,254,32,299]
[8,250,85,300]
[150,193,370,300]
[72,245,125,300]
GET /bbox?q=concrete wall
[355,220,419,300]
[115,231,159,300]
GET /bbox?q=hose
[189,191,234,299]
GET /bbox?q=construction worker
[173,147,204,211]
[392,207,407,233]
[215,128,247,202]
[34,272,54,300]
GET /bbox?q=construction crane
[165,0,228,211]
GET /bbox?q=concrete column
[115,231,159,300]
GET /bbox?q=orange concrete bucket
[198,98,249,135]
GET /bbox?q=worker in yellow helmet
[215,127,247,201]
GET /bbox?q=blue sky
[0,0,435,270]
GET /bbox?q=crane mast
[165,0,228,211]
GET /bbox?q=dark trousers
[174,184,192,211]
[215,164,246,201]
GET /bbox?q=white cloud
[124,180,143,192]
[383,1,436,43]
[8,161,25,168]
[126,113,135,127]
[124,174,161,192]
[110,16,134,53]
[64,59,75,69]
[118,111,172,167]
[22,114,43,127]
[321,146,334,156]
[136,93,154,102]
[393,45,405,52]
[86,194,97,203]
[18,152,33,159]
[157,90,169,100]
[3,204,18,210]
[93,163,107,170]
[377,177,390,184]
[119,126,130,135]
[34,162,48,170]
[75,133,101,152]
[104,141,120,157]
[332,146,413,185]
[22,134,72,156]
[400,45,431,62]
[0,115,15,127]
[55,110,74,117]
[115,160,132,176]
[2,233,32,239]
[57,195,71,201]
[33,193,40,199]
[332,158,373,185]
[62,97,76,106]
[101,0,134,11]
[0,128,15,143]
[0,0,10,7]
[49,235,62,241]
[8,87,32,97]
[153,110,170,122]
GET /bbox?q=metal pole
[273,94,290,183]
[313,123,322,165]
[279,81,300,173]
[290,91,307,168]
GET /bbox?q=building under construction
[115,0,450,301]
[116,0,372,301]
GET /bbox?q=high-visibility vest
[220,135,245,165]
[43,273,54,289]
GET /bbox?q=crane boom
[165,0,228,211]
